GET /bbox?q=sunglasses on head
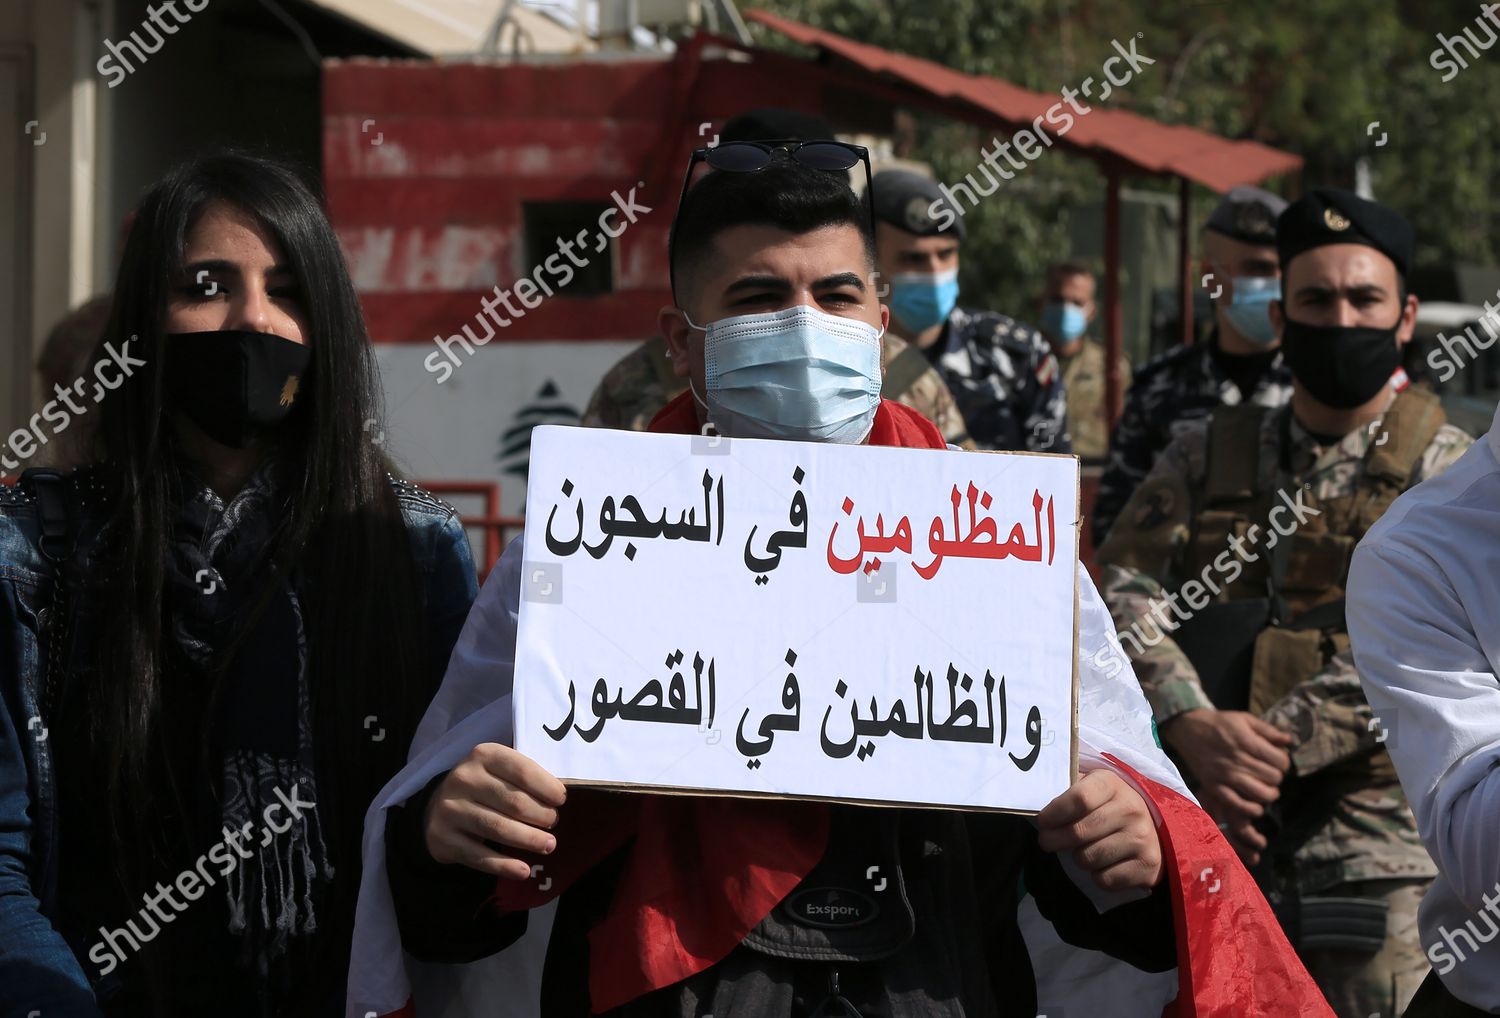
[668,138,876,300]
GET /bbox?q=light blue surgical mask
[683,304,884,444]
[1222,276,1281,347]
[1041,301,1088,344]
[888,269,959,332]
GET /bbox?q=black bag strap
[1296,895,1389,952]
[21,469,78,724]
[26,468,74,566]
[1285,597,1346,633]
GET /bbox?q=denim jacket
[0,468,478,1017]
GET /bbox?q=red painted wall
[322,49,861,346]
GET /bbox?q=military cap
[1204,185,1287,245]
[869,168,966,240]
[1276,187,1414,279]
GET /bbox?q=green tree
[750,0,1500,330]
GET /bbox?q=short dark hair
[1045,261,1094,291]
[670,152,875,301]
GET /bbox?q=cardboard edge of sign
[552,779,1048,816]
[1071,455,1081,788]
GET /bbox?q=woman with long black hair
[0,150,478,1015]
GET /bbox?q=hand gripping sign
[514,426,1079,813]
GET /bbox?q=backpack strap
[882,342,932,402]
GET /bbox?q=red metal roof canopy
[746,10,1302,192]
[741,10,1304,438]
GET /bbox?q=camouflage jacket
[922,306,1069,453]
[1092,334,1292,545]
[579,335,680,433]
[1059,339,1130,464]
[1096,399,1471,893]
[580,334,974,447]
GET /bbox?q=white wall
[374,340,638,516]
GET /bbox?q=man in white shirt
[1349,401,1500,1015]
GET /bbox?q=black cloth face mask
[163,329,312,448]
[1279,316,1403,409]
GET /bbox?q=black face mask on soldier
[163,329,312,448]
[1278,315,1403,409]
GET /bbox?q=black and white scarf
[163,463,333,982]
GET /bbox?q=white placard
[513,425,1080,813]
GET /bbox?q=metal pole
[1104,166,1123,425]
[1179,175,1194,348]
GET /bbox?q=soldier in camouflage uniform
[870,169,1069,453]
[1092,186,1295,546]
[580,334,677,433]
[580,331,974,447]
[1097,189,1473,1018]
[1037,262,1130,463]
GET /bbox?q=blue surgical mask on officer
[888,269,959,332]
[1041,301,1088,345]
[1221,276,1281,346]
[683,303,884,444]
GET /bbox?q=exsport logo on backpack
[782,887,880,929]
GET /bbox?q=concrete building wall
[0,0,392,462]
[0,0,114,442]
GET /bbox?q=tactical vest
[1177,387,1444,714]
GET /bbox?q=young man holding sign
[347,149,1333,1018]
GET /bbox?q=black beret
[1276,187,1414,279]
[869,168,966,240]
[1204,185,1287,245]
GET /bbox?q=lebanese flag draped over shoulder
[474,755,1335,1018]
[346,395,1333,1018]
[1108,756,1336,1018]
